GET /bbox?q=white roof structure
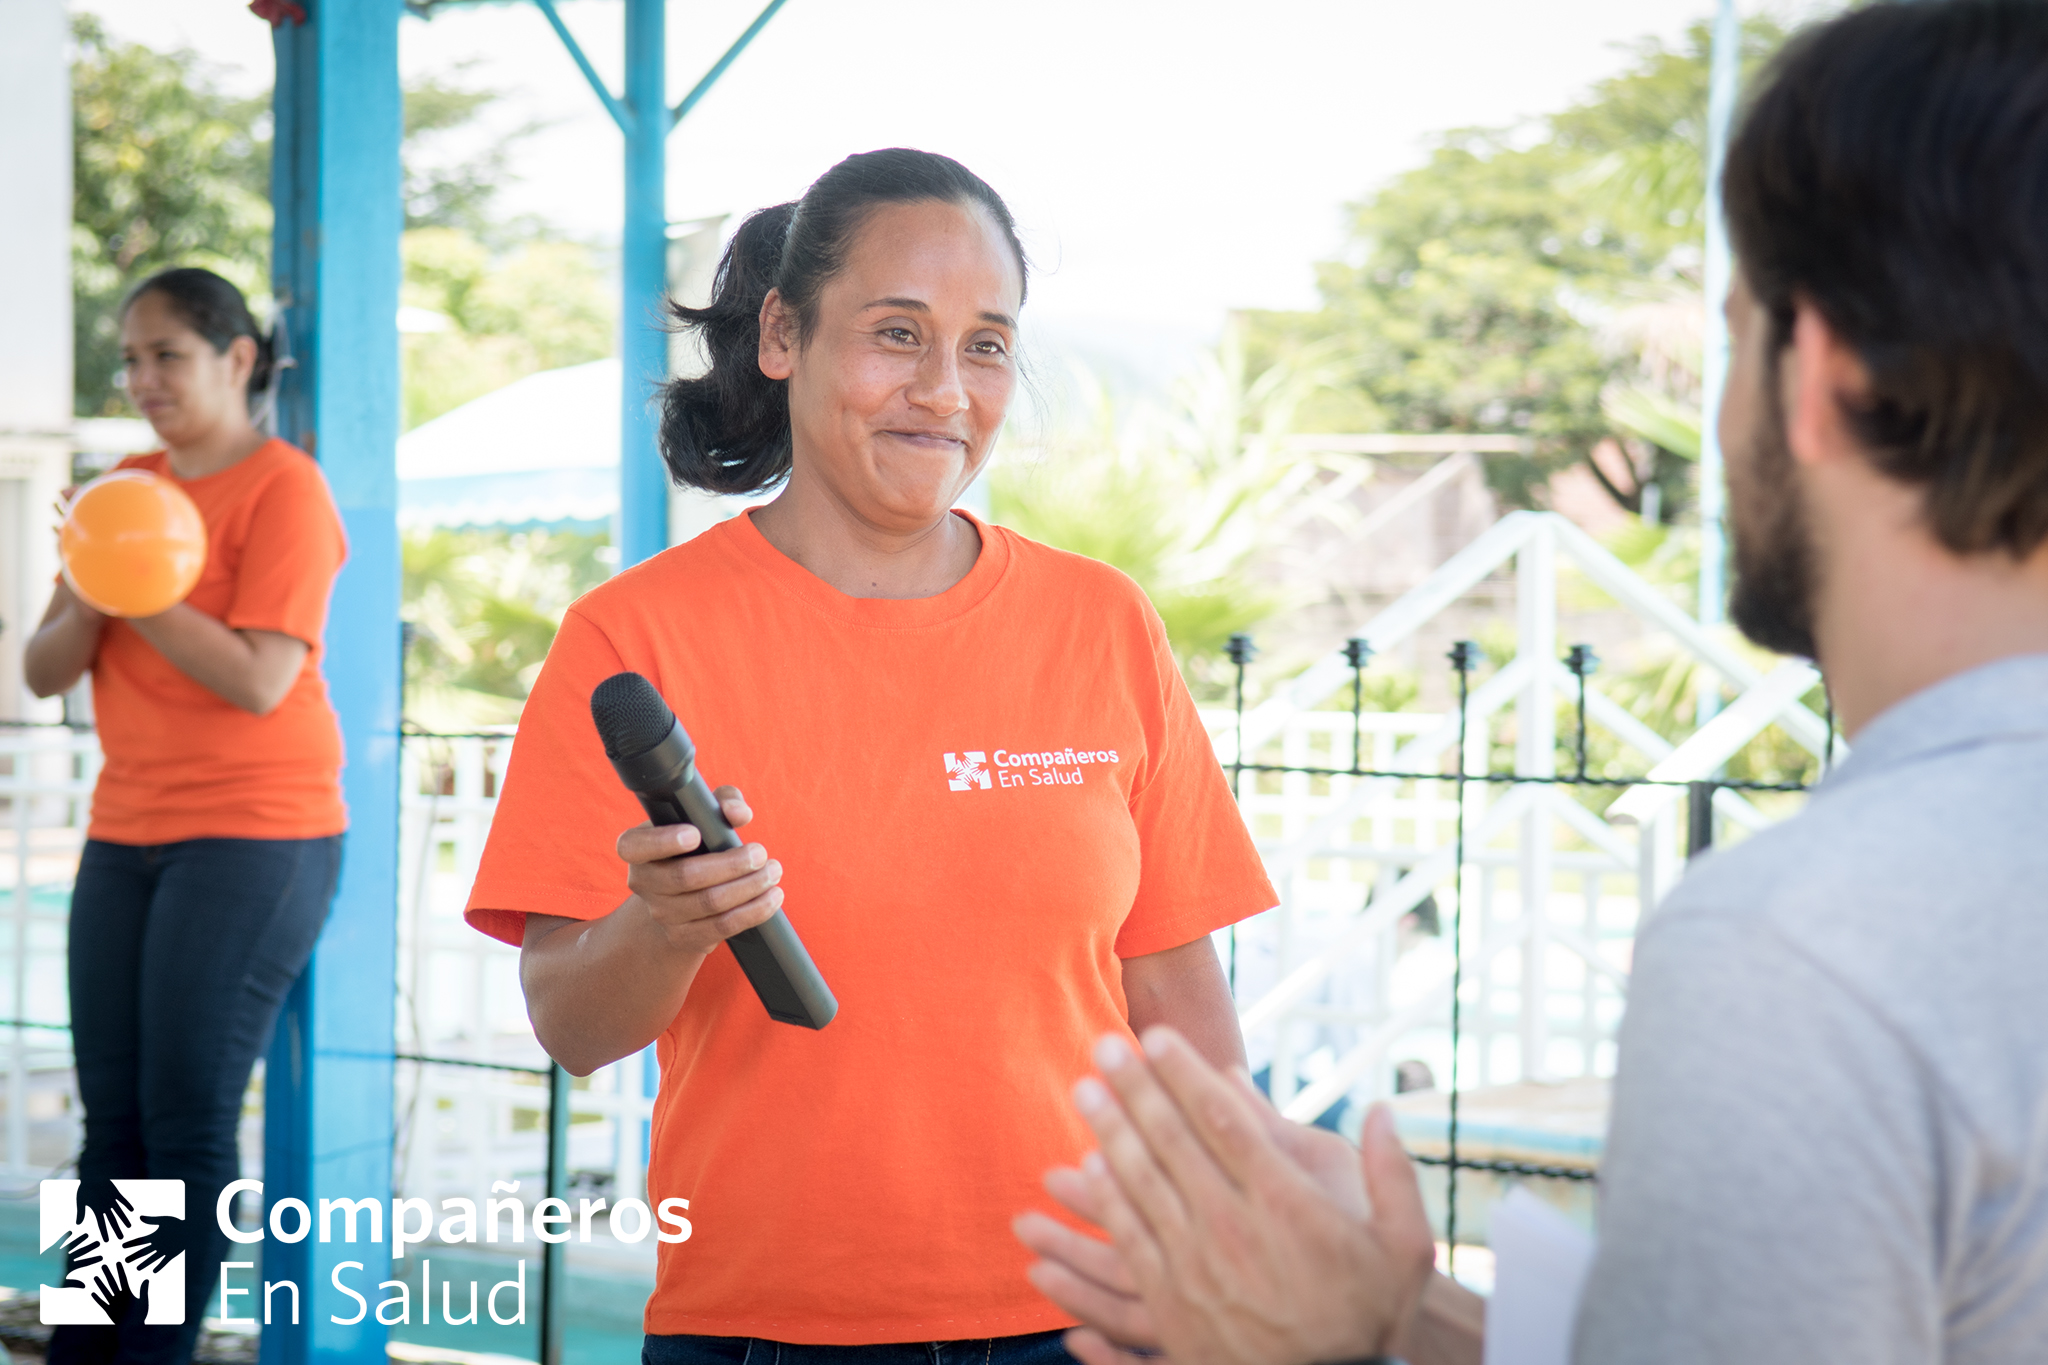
[398,358,623,530]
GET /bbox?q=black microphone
[589,672,837,1030]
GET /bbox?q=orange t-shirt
[466,509,1274,1344]
[86,441,348,844]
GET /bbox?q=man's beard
[1726,380,1820,660]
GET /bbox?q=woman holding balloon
[24,267,346,1363]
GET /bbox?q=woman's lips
[882,430,967,451]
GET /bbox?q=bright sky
[79,0,1825,387]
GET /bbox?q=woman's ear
[758,289,795,381]
[226,334,259,394]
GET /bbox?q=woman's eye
[883,328,917,345]
[970,339,1009,357]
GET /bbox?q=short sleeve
[1573,912,1944,1365]
[464,606,650,945]
[1114,610,1276,958]
[226,459,348,644]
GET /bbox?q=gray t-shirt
[1575,654,2048,1364]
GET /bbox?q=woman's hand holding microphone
[617,786,787,957]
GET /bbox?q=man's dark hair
[1723,0,2048,557]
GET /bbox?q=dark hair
[659,148,1028,495]
[121,267,275,408]
[1723,0,2048,557]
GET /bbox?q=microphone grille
[590,672,677,759]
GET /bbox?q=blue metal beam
[618,0,670,567]
[531,0,632,135]
[264,3,403,1363]
[671,0,789,128]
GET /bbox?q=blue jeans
[643,1332,1074,1365]
[52,836,340,1365]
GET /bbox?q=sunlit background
[3,3,1851,1358]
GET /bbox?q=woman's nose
[907,346,969,415]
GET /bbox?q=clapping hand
[1015,1027,1437,1365]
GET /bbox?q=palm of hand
[89,1260,149,1325]
[74,1177,135,1245]
[121,1216,184,1276]
[1138,1129,1389,1365]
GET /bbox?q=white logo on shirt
[943,747,1121,792]
[944,752,992,791]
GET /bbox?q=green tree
[1246,17,1787,516]
[401,66,548,242]
[400,228,615,429]
[993,326,1366,695]
[71,14,271,416]
[402,526,610,727]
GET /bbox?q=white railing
[0,510,1827,1193]
[0,725,98,1185]
[1213,511,1829,1131]
[0,726,655,1208]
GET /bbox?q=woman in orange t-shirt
[25,268,346,1364]
[467,150,1276,1365]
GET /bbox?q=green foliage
[71,14,272,416]
[1603,386,1701,462]
[401,228,615,429]
[993,330,1359,696]
[402,527,610,729]
[401,66,548,242]
[1246,17,1788,516]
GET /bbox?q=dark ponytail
[121,267,276,412]
[660,148,1028,496]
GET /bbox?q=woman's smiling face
[119,289,255,449]
[760,198,1023,533]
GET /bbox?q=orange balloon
[60,470,209,618]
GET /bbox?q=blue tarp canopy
[397,357,618,530]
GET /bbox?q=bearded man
[1014,2,2048,1362]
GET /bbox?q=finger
[1023,1258,1159,1349]
[1072,1069,1195,1245]
[635,850,780,906]
[616,821,706,862]
[1138,1027,1284,1191]
[1075,1148,1174,1294]
[1012,1211,1137,1294]
[713,786,753,829]
[1090,1034,1238,1217]
[1360,1103,1435,1271]
[1062,1328,1158,1365]
[1042,1164,1117,1231]
[700,886,785,941]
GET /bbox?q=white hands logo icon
[944,751,991,791]
[40,1179,187,1325]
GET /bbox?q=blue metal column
[1696,0,1741,719]
[620,0,671,567]
[265,3,403,1363]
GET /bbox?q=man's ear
[758,289,795,381]
[1784,299,1875,469]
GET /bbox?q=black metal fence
[1221,632,1832,1264]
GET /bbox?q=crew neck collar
[716,506,1012,629]
[147,436,288,486]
